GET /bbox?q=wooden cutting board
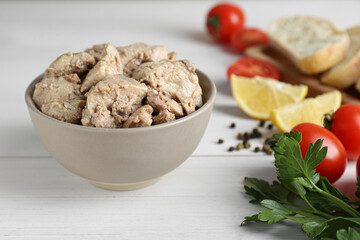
[245,45,360,105]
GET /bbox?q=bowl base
[87,177,162,191]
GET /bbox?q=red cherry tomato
[230,28,269,52]
[227,57,281,80]
[357,156,360,177]
[206,3,245,43]
[292,123,347,183]
[326,104,360,161]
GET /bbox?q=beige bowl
[25,70,216,191]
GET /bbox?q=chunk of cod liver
[33,51,96,123]
[81,75,148,128]
[81,43,123,92]
[132,60,203,118]
[45,52,95,77]
[117,42,177,76]
[123,105,154,128]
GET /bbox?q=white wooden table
[1,1,359,239]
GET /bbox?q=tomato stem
[323,112,333,130]
[207,15,220,29]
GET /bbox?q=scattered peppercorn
[265,149,273,155]
[262,144,271,152]
[250,128,262,138]
[236,143,244,150]
[259,120,266,127]
[244,132,250,140]
[237,133,244,140]
[219,120,275,153]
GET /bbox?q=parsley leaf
[273,131,327,181]
[286,215,326,238]
[244,177,290,204]
[258,200,295,224]
[318,217,360,238]
[242,131,360,239]
[356,176,360,200]
[280,178,307,198]
[337,227,360,240]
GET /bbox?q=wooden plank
[0,156,306,240]
[1,156,356,239]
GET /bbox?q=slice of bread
[321,26,360,89]
[268,16,350,74]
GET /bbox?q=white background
[1,1,359,239]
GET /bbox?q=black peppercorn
[244,132,250,140]
[237,133,244,140]
[259,120,266,127]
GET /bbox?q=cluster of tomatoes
[206,3,281,81]
[290,104,360,183]
[206,3,360,184]
[206,3,268,51]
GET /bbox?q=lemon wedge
[230,75,308,120]
[271,90,342,132]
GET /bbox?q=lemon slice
[230,75,308,120]
[271,90,342,132]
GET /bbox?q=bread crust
[321,26,360,89]
[321,50,360,89]
[269,16,350,75]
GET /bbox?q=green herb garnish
[243,131,360,239]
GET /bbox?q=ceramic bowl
[25,70,216,190]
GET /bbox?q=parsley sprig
[243,131,360,239]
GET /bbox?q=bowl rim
[25,69,217,133]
